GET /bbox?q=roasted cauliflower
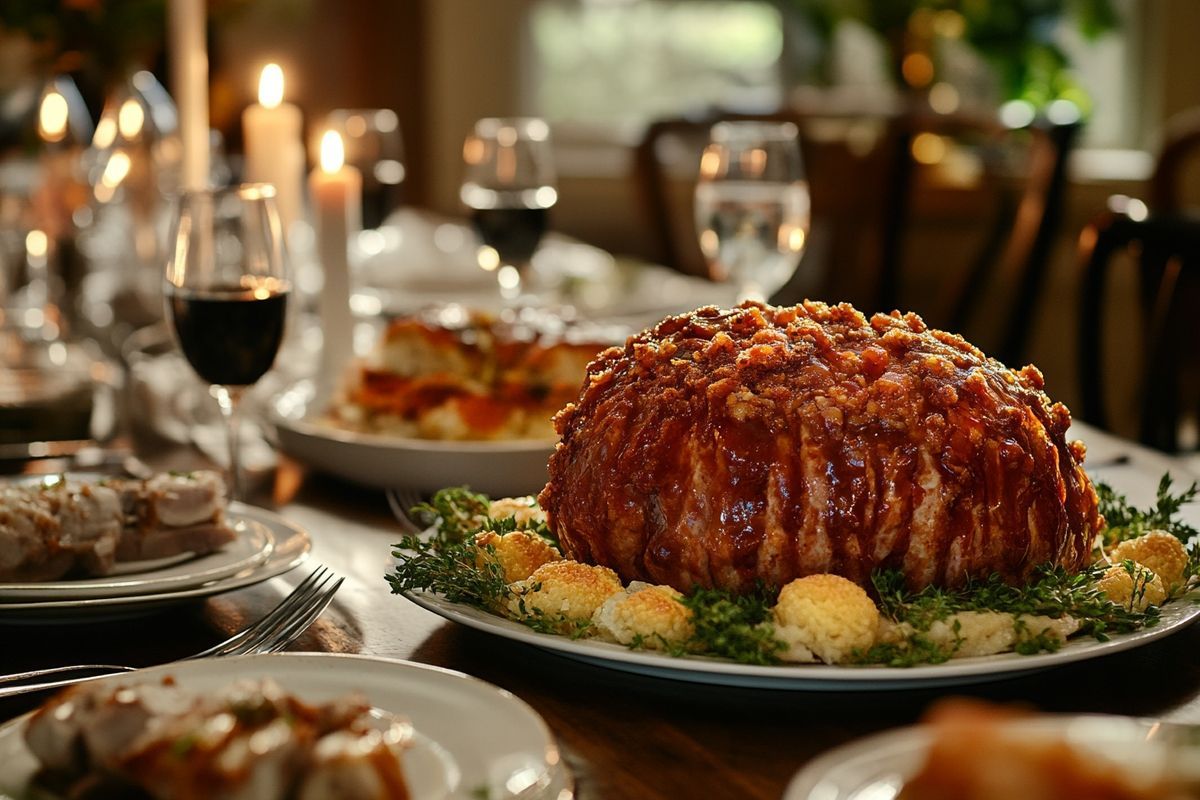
[1096,562,1167,611]
[592,582,694,650]
[506,561,623,630]
[487,497,547,529]
[473,530,561,583]
[878,612,1080,659]
[772,574,880,664]
[1107,531,1188,590]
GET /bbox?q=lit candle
[309,130,362,397]
[242,64,305,238]
[168,0,209,189]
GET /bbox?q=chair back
[1077,211,1200,451]
[633,107,1078,362]
[886,112,1079,367]
[1150,107,1200,213]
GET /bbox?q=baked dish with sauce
[389,301,1199,669]
[325,308,610,441]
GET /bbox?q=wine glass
[164,185,289,501]
[325,108,406,229]
[693,121,810,304]
[460,117,557,304]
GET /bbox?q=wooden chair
[1150,107,1200,213]
[1077,210,1200,451]
[885,112,1080,367]
[632,107,1079,369]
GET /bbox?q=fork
[385,488,425,534]
[0,566,344,699]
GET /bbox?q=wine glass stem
[213,385,245,502]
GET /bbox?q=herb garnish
[387,535,511,609]
[1095,474,1199,546]
[677,585,785,665]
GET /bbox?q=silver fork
[0,566,343,699]
[385,488,426,534]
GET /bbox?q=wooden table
[4,423,1200,799]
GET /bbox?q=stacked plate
[0,500,311,624]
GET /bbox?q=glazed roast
[538,301,1101,593]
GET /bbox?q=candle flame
[118,99,144,140]
[320,130,345,173]
[258,63,285,109]
[38,91,69,143]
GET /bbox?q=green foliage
[871,563,1157,642]
[785,0,1117,107]
[676,585,786,665]
[1096,474,1200,546]
[387,535,510,611]
[410,487,492,543]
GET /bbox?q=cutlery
[0,566,343,699]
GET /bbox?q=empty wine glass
[460,117,557,304]
[694,121,810,304]
[164,185,290,501]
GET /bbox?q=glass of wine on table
[164,184,290,501]
[694,121,811,304]
[460,117,557,305]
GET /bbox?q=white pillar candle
[168,0,209,189]
[242,64,305,240]
[309,130,362,399]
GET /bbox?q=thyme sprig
[387,535,510,609]
[410,487,491,543]
[677,585,785,665]
[871,564,1157,642]
[1095,474,1199,546]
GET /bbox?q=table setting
[1,3,1200,799]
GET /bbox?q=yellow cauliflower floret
[1108,531,1188,589]
[592,581,694,649]
[878,612,1080,659]
[1096,563,1167,611]
[772,574,879,664]
[473,530,561,583]
[507,560,623,629]
[487,497,547,529]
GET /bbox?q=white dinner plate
[0,503,310,624]
[0,653,570,800]
[782,715,1175,800]
[0,517,274,601]
[404,587,1200,691]
[272,382,555,496]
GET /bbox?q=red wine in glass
[471,206,548,266]
[167,281,289,387]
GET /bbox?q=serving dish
[403,583,1200,691]
[782,715,1180,800]
[0,652,570,800]
[0,502,310,624]
[273,380,555,496]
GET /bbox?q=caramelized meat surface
[539,301,1101,593]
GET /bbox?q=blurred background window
[529,0,785,130]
